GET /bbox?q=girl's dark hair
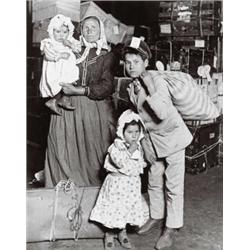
[123,120,142,134]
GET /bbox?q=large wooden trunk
[27,185,149,242]
[27,186,104,242]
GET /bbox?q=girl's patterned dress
[90,138,147,229]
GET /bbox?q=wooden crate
[32,0,80,22]
[158,0,217,36]
[185,119,222,174]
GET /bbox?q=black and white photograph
[7,0,250,249]
[25,1,225,249]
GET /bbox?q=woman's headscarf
[47,14,75,42]
[116,109,146,143]
[76,16,110,64]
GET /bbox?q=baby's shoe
[45,98,62,115]
[57,95,75,110]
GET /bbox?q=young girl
[39,14,81,115]
[90,109,147,249]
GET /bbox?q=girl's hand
[128,142,138,154]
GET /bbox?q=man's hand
[140,71,156,96]
[141,137,156,165]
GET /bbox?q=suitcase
[185,120,222,174]
[27,183,149,242]
[113,77,133,116]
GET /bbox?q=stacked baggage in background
[113,77,132,117]
[32,0,81,23]
[32,0,81,44]
[32,19,52,44]
[80,1,129,44]
[158,1,220,37]
[212,73,223,114]
[197,72,223,115]
[32,1,129,45]
[185,116,222,174]
[184,72,223,174]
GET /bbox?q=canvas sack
[148,70,219,120]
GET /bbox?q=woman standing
[44,16,118,187]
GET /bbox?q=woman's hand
[57,52,70,60]
[60,83,85,96]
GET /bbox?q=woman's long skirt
[44,96,116,187]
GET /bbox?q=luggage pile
[81,1,128,44]
[185,117,222,174]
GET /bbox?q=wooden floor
[27,166,223,250]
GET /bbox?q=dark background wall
[95,1,160,25]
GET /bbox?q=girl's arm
[109,142,144,175]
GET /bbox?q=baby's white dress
[39,38,79,97]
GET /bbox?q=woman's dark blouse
[76,47,118,100]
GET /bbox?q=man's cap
[123,37,152,60]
